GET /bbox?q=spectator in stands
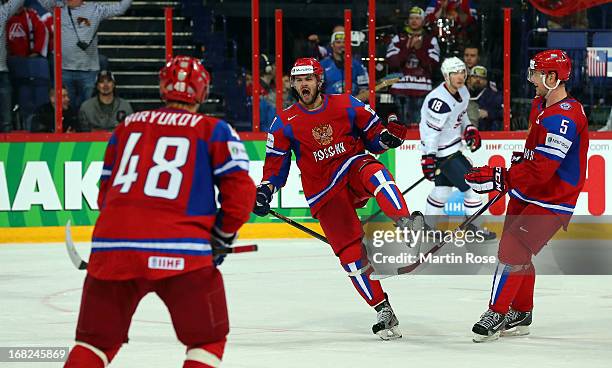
[246,54,276,132]
[7,4,50,130]
[38,0,132,110]
[320,25,369,101]
[259,53,277,108]
[386,6,440,125]
[7,4,48,58]
[466,65,502,131]
[31,86,81,132]
[462,44,480,72]
[306,33,329,60]
[0,0,24,133]
[281,74,295,108]
[425,0,477,54]
[79,70,132,131]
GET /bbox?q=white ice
[1,240,611,368]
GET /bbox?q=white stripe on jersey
[535,146,566,159]
[510,189,574,213]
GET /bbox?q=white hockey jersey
[419,82,471,157]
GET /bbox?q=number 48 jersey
[89,108,256,281]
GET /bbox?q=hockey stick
[268,209,330,244]
[371,190,506,279]
[64,220,258,270]
[360,150,463,225]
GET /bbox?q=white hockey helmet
[441,57,467,81]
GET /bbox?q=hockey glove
[510,151,524,167]
[421,154,437,181]
[380,114,407,149]
[253,184,273,217]
[211,227,237,266]
[464,166,507,194]
[463,125,482,152]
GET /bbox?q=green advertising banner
[0,140,391,227]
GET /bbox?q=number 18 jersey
[89,108,256,280]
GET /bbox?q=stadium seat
[593,32,612,47]
[547,31,588,49]
[546,32,588,95]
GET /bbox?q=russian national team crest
[312,123,333,146]
[559,102,571,110]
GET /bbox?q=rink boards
[0,133,611,242]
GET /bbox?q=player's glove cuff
[464,166,506,194]
[253,184,273,217]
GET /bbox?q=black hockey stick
[360,150,463,225]
[268,209,330,244]
[371,190,507,279]
[64,220,258,270]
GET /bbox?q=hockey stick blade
[372,191,507,279]
[65,220,88,270]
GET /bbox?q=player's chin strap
[541,74,561,99]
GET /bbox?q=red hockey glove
[510,151,524,166]
[380,114,407,149]
[464,166,507,194]
[421,154,437,181]
[463,125,481,152]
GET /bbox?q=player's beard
[298,85,319,106]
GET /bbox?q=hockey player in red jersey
[465,50,588,342]
[253,57,424,340]
[63,56,256,367]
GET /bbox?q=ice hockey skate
[472,309,505,343]
[372,294,402,340]
[501,309,532,337]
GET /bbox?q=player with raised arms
[253,57,424,340]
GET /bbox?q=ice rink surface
[1,239,611,368]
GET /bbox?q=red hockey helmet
[290,57,324,81]
[529,49,572,81]
[159,56,211,104]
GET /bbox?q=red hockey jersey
[262,94,387,215]
[89,108,256,280]
[507,96,589,219]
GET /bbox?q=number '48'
[112,133,189,199]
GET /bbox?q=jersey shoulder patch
[427,98,451,114]
[559,102,572,110]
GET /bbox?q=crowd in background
[247,0,506,132]
[0,0,132,133]
[0,0,609,134]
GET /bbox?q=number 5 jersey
[507,96,589,219]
